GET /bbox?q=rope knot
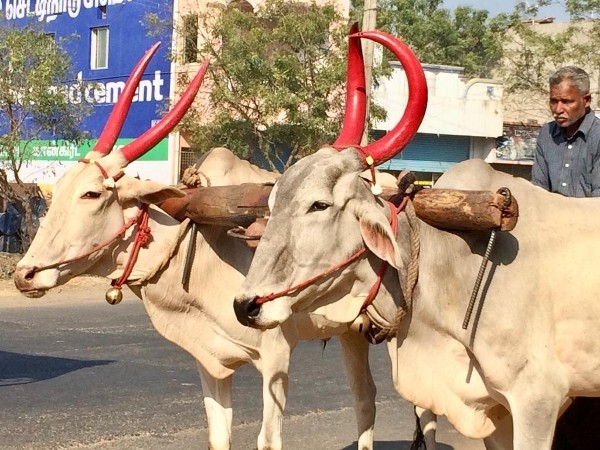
[136,225,151,247]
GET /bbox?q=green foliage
[178,0,368,170]
[564,0,600,19]
[498,3,600,108]
[352,0,509,78]
[0,23,89,181]
[499,21,580,97]
[0,22,90,248]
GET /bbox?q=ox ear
[117,176,186,205]
[357,205,403,269]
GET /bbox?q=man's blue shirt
[531,108,600,197]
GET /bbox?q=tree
[351,0,509,78]
[0,23,90,249]
[494,2,600,122]
[564,0,600,19]
[164,0,387,171]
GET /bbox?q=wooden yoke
[159,180,519,234]
[159,183,273,228]
[411,188,519,232]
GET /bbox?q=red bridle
[255,198,404,312]
[31,160,150,292]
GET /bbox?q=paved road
[0,279,484,449]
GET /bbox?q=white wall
[17,160,174,193]
[373,62,504,138]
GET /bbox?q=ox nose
[13,265,37,291]
[233,296,261,326]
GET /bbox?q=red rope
[78,159,124,182]
[359,202,399,311]
[111,204,151,291]
[33,159,146,278]
[255,247,367,305]
[32,208,145,273]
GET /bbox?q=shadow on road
[342,441,454,450]
[0,350,113,387]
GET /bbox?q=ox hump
[195,147,280,186]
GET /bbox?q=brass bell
[105,287,123,305]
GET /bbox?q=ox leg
[414,405,437,450]
[339,331,376,450]
[197,364,233,450]
[508,383,565,450]
[256,329,292,450]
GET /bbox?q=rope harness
[31,159,151,303]
[364,198,420,344]
[255,199,402,307]
[255,195,418,344]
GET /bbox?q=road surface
[0,277,484,449]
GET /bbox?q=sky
[442,0,570,22]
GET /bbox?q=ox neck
[361,199,418,342]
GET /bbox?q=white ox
[13,44,380,450]
[233,30,600,450]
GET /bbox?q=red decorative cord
[111,204,151,291]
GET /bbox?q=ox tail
[410,406,427,450]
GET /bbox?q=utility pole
[361,0,377,145]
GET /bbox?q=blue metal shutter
[377,133,470,173]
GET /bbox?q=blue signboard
[1,0,174,153]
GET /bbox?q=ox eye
[81,191,101,199]
[309,201,331,212]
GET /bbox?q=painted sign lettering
[2,0,131,23]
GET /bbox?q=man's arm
[531,138,550,190]
[589,142,600,196]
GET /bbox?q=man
[531,65,600,197]
[531,66,600,450]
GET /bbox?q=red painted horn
[332,22,366,148]
[349,31,427,166]
[93,42,161,155]
[119,59,210,163]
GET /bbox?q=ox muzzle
[233,296,262,327]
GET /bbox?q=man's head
[549,66,591,135]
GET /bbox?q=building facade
[2,0,353,189]
[2,0,178,188]
[7,1,560,189]
[373,62,506,185]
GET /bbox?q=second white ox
[13,44,380,450]
[233,30,600,449]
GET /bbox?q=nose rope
[32,205,147,274]
[255,198,404,307]
[255,247,368,305]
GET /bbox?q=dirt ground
[0,252,21,280]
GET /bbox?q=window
[179,148,197,181]
[91,27,109,69]
[182,14,198,64]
